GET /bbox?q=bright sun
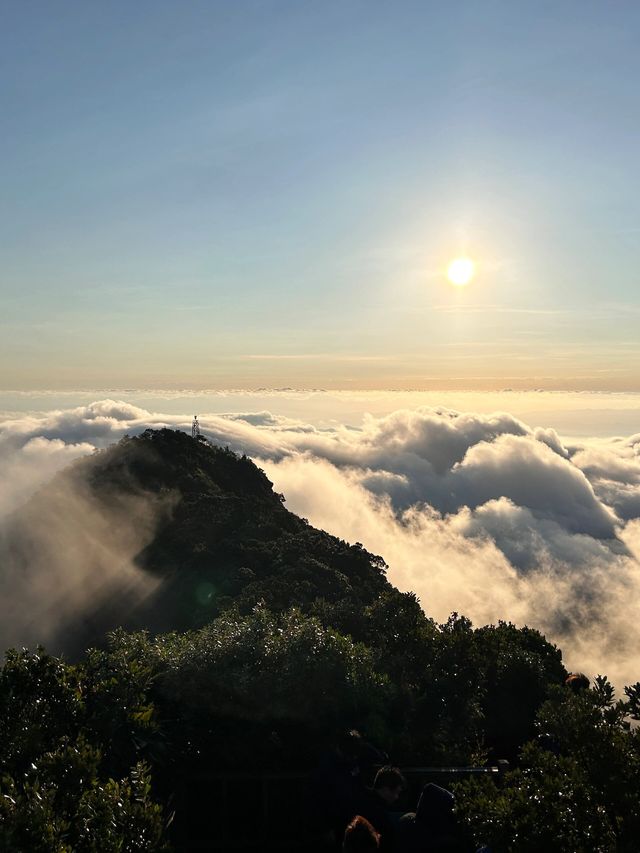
[447,257,475,286]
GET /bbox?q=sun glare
[447,257,475,287]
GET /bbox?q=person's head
[415,783,455,834]
[565,672,590,693]
[373,766,405,806]
[343,815,380,852]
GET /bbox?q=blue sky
[2,1,639,389]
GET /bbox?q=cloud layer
[1,399,640,687]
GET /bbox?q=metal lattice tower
[192,414,200,439]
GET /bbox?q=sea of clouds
[1,397,640,687]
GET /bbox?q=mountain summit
[111,428,391,632]
[1,428,390,653]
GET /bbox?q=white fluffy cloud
[1,399,640,687]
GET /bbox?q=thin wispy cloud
[428,304,566,316]
[244,354,397,362]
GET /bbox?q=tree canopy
[1,430,638,851]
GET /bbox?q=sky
[2,1,640,390]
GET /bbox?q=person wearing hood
[395,782,472,852]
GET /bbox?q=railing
[173,764,508,851]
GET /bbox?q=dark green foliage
[3,430,638,848]
[102,606,394,769]
[90,602,567,775]
[0,650,168,852]
[82,638,166,777]
[456,743,617,852]
[50,429,391,638]
[379,614,566,765]
[0,750,166,852]
[154,606,389,727]
[456,680,640,851]
[0,649,83,776]
[474,621,566,759]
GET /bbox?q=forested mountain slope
[2,428,390,651]
[2,430,639,851]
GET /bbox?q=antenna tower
[192,415,200,439]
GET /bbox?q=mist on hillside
[1,399,639,686]
[0,450,175,655]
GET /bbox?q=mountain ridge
[1,427,392,652]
